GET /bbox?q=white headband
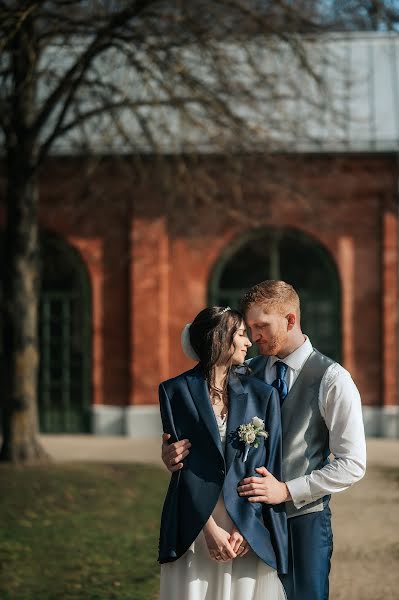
[181,307,232,361]
[181,323,199,361]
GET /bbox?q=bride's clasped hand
[203,518,250,561]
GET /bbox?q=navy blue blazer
[158,363,288,574]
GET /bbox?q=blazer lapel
[225,372,248,473]
[185,367,224,457]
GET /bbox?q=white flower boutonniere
[238,416,269,462]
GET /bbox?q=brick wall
[2,153,396,416]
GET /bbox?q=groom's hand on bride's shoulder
[237,467,291,505]
[161,433,191,473]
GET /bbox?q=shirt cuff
[286,476,313,509]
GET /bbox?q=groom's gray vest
[248,350,334,518]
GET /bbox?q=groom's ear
[286,313,296,330]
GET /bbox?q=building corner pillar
[126,215,169,437]
[381,206,399,437]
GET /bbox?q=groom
[161,280,366,600]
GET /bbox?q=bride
[158,306,287,600]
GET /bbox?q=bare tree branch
[31,1,155,138]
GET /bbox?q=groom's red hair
[240,280,300,317]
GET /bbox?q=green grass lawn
[0,462,169,600]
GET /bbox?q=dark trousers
[279,502,333,600]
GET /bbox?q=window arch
[38,231,91,433]
[209,227,341,360]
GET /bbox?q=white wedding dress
[160,415,287,600]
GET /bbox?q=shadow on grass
[0,462,169,600]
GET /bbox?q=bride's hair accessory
[220,306,231,314]
[181,323,200,361]
[181,307,231,362]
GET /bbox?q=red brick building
[4,34,399,438]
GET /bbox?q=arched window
[38,232,91,433]
[209,228,341,360]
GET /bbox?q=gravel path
[330,442,399,600]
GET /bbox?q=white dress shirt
[265,337,366,510]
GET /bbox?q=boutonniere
[238,416,269,462]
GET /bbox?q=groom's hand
[237,467,291,505]
[161,433,191,472]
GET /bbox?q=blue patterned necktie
[271,361,288,405]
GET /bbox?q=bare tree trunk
[0,160,49,463]
[0,156,49,463]
[0,10,49,463]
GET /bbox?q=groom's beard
[256,330,287,356]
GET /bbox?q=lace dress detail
[215,413,228,443]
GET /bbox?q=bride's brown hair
[189,306,244,394]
